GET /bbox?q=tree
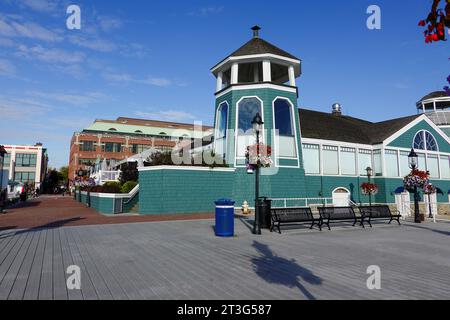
[418,0,450,95]
[119,162,138,184]
[59,166,69,184]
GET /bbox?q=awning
[394,186,405,194]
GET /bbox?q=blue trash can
[214,198,235,237]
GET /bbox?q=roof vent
[251,25,261,38]
[332,103,342,116]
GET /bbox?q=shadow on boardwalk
[0,217,84,239]
[251,241,322,300]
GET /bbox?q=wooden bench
[317,206,360,231]
[270,207,320,234]
[358,205,401,227]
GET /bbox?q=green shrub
[121,181,137,194]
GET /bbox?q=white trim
[383,114,450,146]
[271,96,300,168]
[213,101,230,158]
[211,53,301,74]
[138,165,236,172]
[215,83,297,98]
[234,96,265,167]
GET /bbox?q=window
[400,151,411,176]
[440,156,450,179]
[108,128,117,131]
[237,62,262,83]
[427,154,439,178]
[270,62,289,84]
[236,97,262,157]
[134,130,143,134]
[373,150,382,176]
[385,149,399,177]
[132,144,152,154]
[413,130,438,151]
[340,147,356,175]
[79,158,95,166]
[215,102,228,158]
[3,153,10,168]
[102,142,122,153]
[14,172,35,182]
[15,153,37,167]
[274,98,296,158]
[303,144,320,174]
[322,145,339,175]
[417,153,426,170]
[79,141,96,152]
[358,149,372,176]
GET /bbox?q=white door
[395,191,411,219]
[424,193,438,218]
[332,188,350,207]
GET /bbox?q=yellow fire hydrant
[242,200,250,215]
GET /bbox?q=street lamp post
[365,166,373,206]
[408,148,421,223]
[0,146,7,213]
[251,113,263,235]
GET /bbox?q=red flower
[419,20,426,26]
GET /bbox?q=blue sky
[0,0,448,168]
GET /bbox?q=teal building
[135,27,450,216]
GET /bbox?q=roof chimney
[251,25,261,38]
[35,142,43,147]
[331,103,342,116]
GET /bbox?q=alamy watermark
[366,5,381,30]
[66,265,81,290]
[66,4,81,30]
[366,265,381,290]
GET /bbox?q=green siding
[388,120,450,153]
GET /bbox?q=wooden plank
[38,228,53,300]
[52,229,68,300]
[0,231,34,299]
[22,230,46,300]
[7,231,40,300]
[59,227,83,300]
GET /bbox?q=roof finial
[251,25,261,38]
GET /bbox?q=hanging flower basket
[403,169,429,192]
[245,143,273,170]
[360,182,378,195]
[423,183,436,194]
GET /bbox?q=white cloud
[97,15,123,32]
[188,6,224,16]
[0,37,14,46]
[69,35,117,52]
[0,59,16,76]
[103,73,182,87]
[26,90,107,106]
[16,44,85,64]
[17,0,61,13]
[134,110,196,122]
[0,95,49,119]
[0,16,62,41]
[141,77,172,87]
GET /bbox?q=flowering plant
[73,176,96,188]
[423,183,437,194]
[245,143,273,172]
[403,169,429,191]
[360,182,378,195]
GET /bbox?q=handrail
[123,184,139,205]
[270,197,333,208]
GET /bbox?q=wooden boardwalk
[1,218,450,300]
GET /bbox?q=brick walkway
[0,196,213,231]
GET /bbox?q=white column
[231,63,238,84]
[288,65,296,86]
[216,71,223,91]
[262,60,271,82]
[35,149,42,184]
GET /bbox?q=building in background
[1,143,48,190]
[417,91,450,136]
[69,117,213,179]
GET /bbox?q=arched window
[413,130,438,151]
[135,130,143,134]
[108,128,117,131]
[273,98,296,158]
[236,97,262,157]
[215,102,228,158]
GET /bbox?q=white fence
[270,197,333,208]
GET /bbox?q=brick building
[69,117,213,179]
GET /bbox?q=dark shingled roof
[418,91,449,102]
[213,37,300,70]
[299,109,420,145]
